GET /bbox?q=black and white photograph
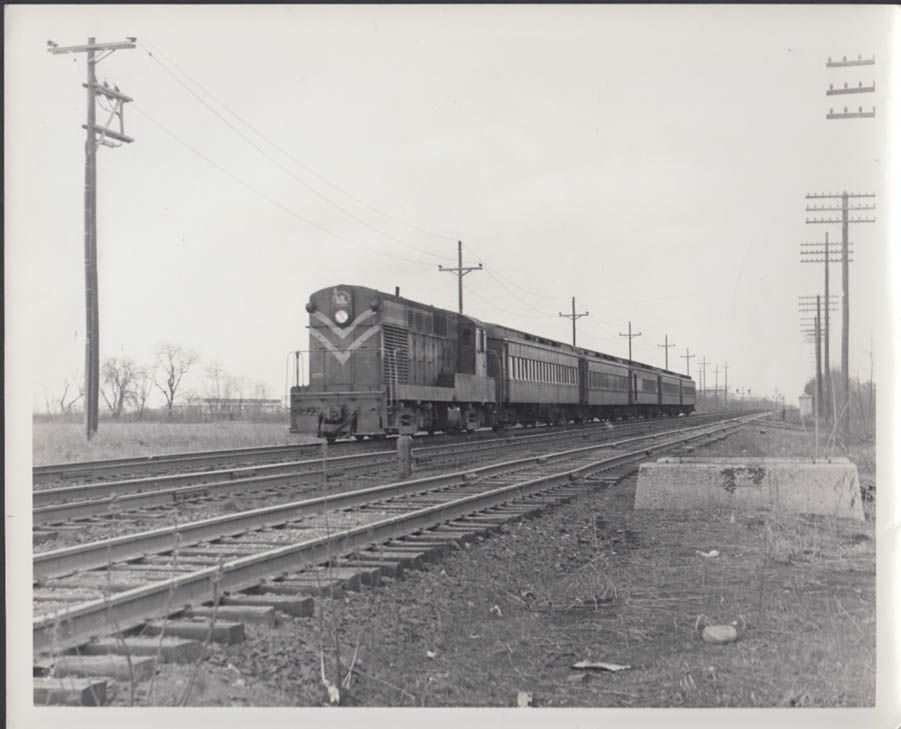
[5,4,898,727]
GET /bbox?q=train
[290,284,695,442]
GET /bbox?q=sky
[6,5,895,415]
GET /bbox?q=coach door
[578,359,588,406]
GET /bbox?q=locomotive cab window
[477,328,486,353]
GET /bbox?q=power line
[463,286,554,320]
[131,104,436,268]
[141,40,457,254]
[481,269,556,316]
[460,241,561,303]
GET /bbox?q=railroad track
[33,411,742,486]
[33,413,743,536]
[34,412,764,672]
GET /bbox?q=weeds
[33,421,317,465]
[179,559,224,705]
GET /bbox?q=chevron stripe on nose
[310,325,381,365]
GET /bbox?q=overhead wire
[463,284,558,321]
[130,103,437,268]
[140,39,456,261]
[137,41,637,325]
[461,240,561,303]
[479,267,558,317]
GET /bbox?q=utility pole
[657,334,675,370]
[698,357,709,403]
[799,298,824,409]
[798,293,838,415]
[681,347,695,377]
[723,362,728,404]
[49,36,136,440]
[438,240,482,314]
[618,321,641,361]
[825,54,876,120]
[714,365,719,405]
[558,297,589,347]
[806,191,875,439]
[801,233,843,412]
[814,306,823,410]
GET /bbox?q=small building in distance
[203,398,284,421]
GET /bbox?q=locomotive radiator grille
[382,325,410,385]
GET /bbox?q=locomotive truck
[290,284,695,442]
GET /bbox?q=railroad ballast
[291,284,696,441]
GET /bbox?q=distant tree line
[38,342,283,423]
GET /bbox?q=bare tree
[204,360,226,418]
[204,364,250,420]
[55,377,84,415]
[129,366,156,420]
[101,357,137,419]
[41,381,80,416]
[154,344,199,418]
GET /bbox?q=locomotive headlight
[334,309,349,325]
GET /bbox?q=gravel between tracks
[105,423,875,708]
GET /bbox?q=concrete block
[53,654,156,681]
[34,676,109,706]
[634,458,864,520]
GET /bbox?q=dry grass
[541,505,876,707]
[32,421,319,465]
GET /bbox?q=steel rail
[34,416,758,653]
[33,413,735,510]
[32,443,319,481]
[33,411,736,484]
[33,418,640,496]
[33,414,757,581]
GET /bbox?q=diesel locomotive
[290,284,695,442]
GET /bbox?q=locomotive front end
[290,285,385,442]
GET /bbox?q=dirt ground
[111,423,876,708]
